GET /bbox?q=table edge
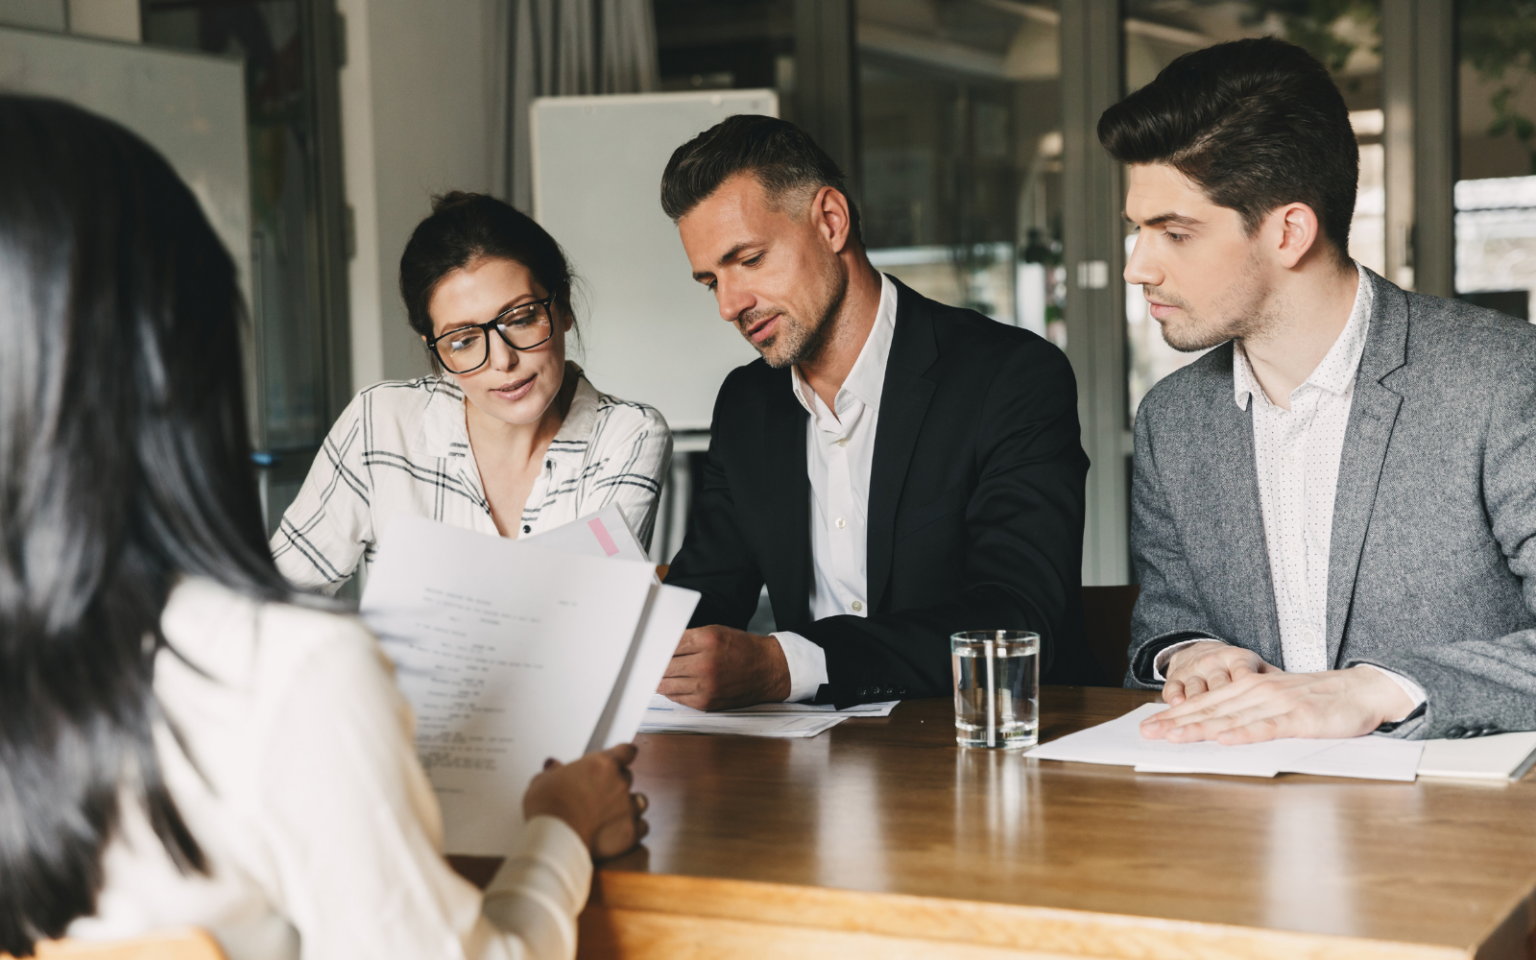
[589,868,1472,960]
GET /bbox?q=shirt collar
[545,365,600,464]
[416,361,597,461]
[418,377,471,458]
[1234,262,1373,411]
[789,271,898,418]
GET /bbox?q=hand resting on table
[1143,642,1415,744]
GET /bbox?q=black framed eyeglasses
[425,294,557,374]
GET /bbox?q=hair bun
[430,190,476,214]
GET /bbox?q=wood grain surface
[457,686,1536,959]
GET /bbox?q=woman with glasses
[0,96,644,958]
[272,192,671,593]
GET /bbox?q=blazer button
[898,686,909,696]
[1447,725,1467,739]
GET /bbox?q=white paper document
[637,693,895,738]
[360,513,698,855]
[522,503,651,564]
[702,698,899,717]
[1029,704,1424,781]
[586,583,702,752]
[1418,731,1536,781]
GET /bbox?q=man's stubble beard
[746,260,849,370]
[1155,244,1275,353]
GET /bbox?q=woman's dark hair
[0,95,295,954]
[1098,37,1358,264]
[660,114,862,244]
[398,192,577,361]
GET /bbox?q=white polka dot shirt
[1234,265,1373,672]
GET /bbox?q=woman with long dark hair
[270,192,671,593]
[0,95,644,959]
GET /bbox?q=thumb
[603,742,638,767]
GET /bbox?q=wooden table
[459,686,1536,958]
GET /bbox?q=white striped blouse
[271,364,671,593]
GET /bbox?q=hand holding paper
[524,744,648,859]
[360,510,698,856]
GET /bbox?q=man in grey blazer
[1104,37,1536,742]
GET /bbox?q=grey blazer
[1128,269,1536,739]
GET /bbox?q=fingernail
[543,758,557,770]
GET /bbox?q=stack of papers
[1028,704,1426,781]
[1418,731,1536,781]
[639,694,899,738]
[360,508,700,855]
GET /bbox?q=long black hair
[0,96,296,954]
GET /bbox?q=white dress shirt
[69,577,593,960]
[772,273,899,702]
[1154,264,1425,715]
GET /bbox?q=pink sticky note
[588,517,621,557]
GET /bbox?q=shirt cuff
[482,815,593,958]
[1357,664,1428,723]
[771,631,828,702]
[1152,638,1223,681]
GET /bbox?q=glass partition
[857,0,1066,348]
[143,0,349,532]
[1455,2,1536,321]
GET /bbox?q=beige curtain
[506,0,660,211]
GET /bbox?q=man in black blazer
[657,116,1100,710]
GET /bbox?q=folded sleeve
[771,631,830,702]
[253,617,592,960]
[587,402,672,551]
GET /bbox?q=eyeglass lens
[434,303,552,373]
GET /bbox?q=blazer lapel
[867,281,938,613]
[1325,271,1408,667]
[762,374,813,627]
[1196,350,1284,667]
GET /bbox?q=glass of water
[950,630,1039,748]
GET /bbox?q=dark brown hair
[660,114,862,243]
[398,192,577,352]
[1098,37,1358,263]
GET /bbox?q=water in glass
[951,631,1039,748]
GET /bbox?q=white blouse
[271,365,671,593]
[67,577,593,960]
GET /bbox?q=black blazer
[666,277,1101,705]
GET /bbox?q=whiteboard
[0,25,252,427]
[531,90,777,431]
[0,26,250,299]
